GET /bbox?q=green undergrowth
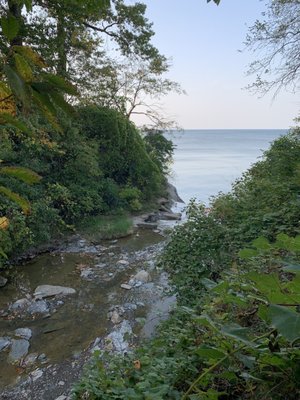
[78,213,133,240]
[0,107,172,267]
[74,128,300,399]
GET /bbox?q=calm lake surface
[166,129,287,205]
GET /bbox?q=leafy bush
[74,128,300,399]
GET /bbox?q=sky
[130,0,300,129]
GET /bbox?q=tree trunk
[7,0,23,47]
[56,13,68,77]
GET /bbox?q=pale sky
[131,0,300,129]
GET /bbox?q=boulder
[8,339,30,363]
[160,212,181,221]
[15,328,32,340]
[34,285,76,298]
[166,182,184,203]
[10,298,31,311]
[110,310,122,324]
[28,300,49,314]
[133,270,151,283]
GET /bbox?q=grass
[78,213,134,240]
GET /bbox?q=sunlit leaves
[0,166,41,184]
[0,217,9,230]
[0,186,30,214]
[0,83,16,117]
[14,54,33,82]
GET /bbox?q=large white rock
[34,285,76,298]
[133,270,151,283]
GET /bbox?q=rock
[10,298,31,311]
[166,182,184,203]
[30,368,43,382]
[80,268,95,280]
[120,283,132,290]
[58,381,65,386]
[110,310,122,324]
[23,353,38,367]
[105,320,132,353]
[145,213,158,223]
[0,337,11,352]
[34,285,76,298]
[0,276,8,287]
[133,270,151,283]
[137,222,158,229]
[157,197,169,205]
[28,300,49,314]
[159,204,171,213]
[8,339,30,363]
[15,328,32,340]
[117,259,129,266]
[55,396,67,400]
[160,212,181,221]
[124,303,138,311]
[37,353,47,362]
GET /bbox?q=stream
[0,223,176,400]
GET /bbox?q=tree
[81,55,183,129]
[245,0,300,96]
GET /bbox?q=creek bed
[0,228,175,399]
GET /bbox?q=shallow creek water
[0,228,174,392]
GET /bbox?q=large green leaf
[14,53,33,82]
[0,166,41,184]
[221,323,253,346]
[196,346,226,360]
[268,304,300,342]
[1,16,19,41]
[43,73,78,95]
[0,185,30,214]
[3,65,28,106]
[0,113,32,135]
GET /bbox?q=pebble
[55,396,67,400]
[30,368,43,382]
[120,284,132,290]
[117,260,129,266]
[58,380,65,386]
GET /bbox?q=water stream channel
[0,224,176,399]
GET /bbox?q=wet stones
[132,270,151,283]
[34,285,76,298]
[104,320,132,353]
[15,328,32,340]
[8,339,30,363]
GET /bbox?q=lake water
[166,129,287,205]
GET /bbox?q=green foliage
[0,106,167,266]
[161,129,300,304]
[75,235,300,399]
[143,129,175,174]
[75,128,300,399]
[79,213,133,241]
